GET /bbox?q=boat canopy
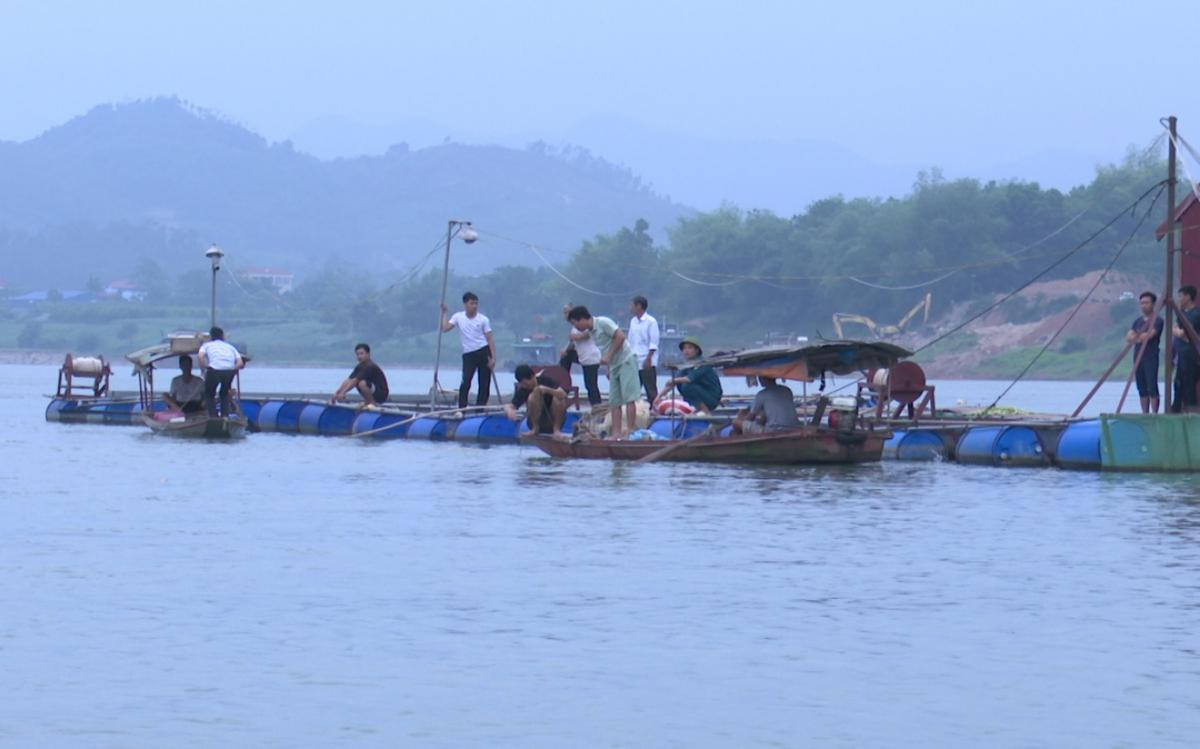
[126,331,249,370]
[702,341,911,381]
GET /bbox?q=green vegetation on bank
[0,149,1171,378]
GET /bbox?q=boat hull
[523,426,888,465]
[142,412,247,440]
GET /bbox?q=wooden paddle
[634,423,715,464]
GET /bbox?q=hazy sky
[1,0,1193,206]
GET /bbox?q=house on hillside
[104,279,148,301]
[239,267,295,294]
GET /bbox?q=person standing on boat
[442,292,497,408]
[1125,291,1163,414]
[197,326,244,418]
[331,342,390,409]
[658,337,722,414]
[505,364,569,436]
[1171,285,1200,412]
[567,305,640,439]
[558,303,603,406]
[163,354,206,415]
[628,295,660,402]
[732,376,801,433]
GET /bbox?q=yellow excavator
[832,293,932,339]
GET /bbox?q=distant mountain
[0,98,688,287]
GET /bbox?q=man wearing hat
[658,336,722,413]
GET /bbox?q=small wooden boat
[128,331,250,441]
[523,424,890,465]
[526,339,908,465]
[142,410,248,439]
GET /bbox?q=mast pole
[431,221,456,406]
[1164,115,1178,413]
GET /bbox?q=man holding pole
[442,292,497,408]
[1125,291,1163,413]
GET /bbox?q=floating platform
[44,393,1200,472]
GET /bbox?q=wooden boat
[142,410,248,439]
[525,340,908,465]
[523,424,890,465]
[128,331,249,441]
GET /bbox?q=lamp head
[205,244,225,270]
[459,225,478,244]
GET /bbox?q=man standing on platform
[628,295,660,402]
[1125,291,1163,414]
[1172,285,1200,412]
[442,292,497,408]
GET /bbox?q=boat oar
[634,423,715,464]
[350,405,507,439]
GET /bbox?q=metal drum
[1055,420,1102,470]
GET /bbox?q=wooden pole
[1072,340,1134,418]
[1163,115,1178,412]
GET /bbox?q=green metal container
[1099,413,1200,472]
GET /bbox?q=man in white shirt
[558,303,603,405]
[441,291,497,408]
[197,326,244,417]
[628,295,660,402]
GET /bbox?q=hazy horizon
[1,1,1193,211]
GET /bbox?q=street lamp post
[431,220,478,405]
[205,244,224,329]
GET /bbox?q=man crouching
[506,364,569,436]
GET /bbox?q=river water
[2,364,1198,747]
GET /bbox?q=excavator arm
[832,313,878,339]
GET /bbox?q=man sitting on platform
[732,376,801,434]
[505,364,568,436]
[331,342,390,409]
[163,354,206,415]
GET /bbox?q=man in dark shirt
[331,343,389,408]
[1172,285,1200,413]
[1126,291,1164,413]
[505,364,567,435]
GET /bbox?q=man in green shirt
[567,305,640,439]
[659,337,722,413]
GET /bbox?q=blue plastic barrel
[478,415,519,442]
[45,399,68,422]
[256,400,284,431]
[956,425,1047,467]
[352,411,409,438]
[407,417,449,440]
[454,416,488,441]
[1055,420,1102,470]
[956,427,1004,465]
[241,399,263,426]
[648,419,676,439]
[883,430,947,461]
[319,405,358,436]
[102,402,137,424]
[273,400,309,433]
[298,404,327,435]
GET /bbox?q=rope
[847,269,960,291]
[912,179,1168,357]
[979,183,1167,413]
[669,269,743,287]
[477,229,639,297]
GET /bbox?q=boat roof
[126,332,250,369]
[701,340,911,381]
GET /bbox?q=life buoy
[655,398,695,415]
